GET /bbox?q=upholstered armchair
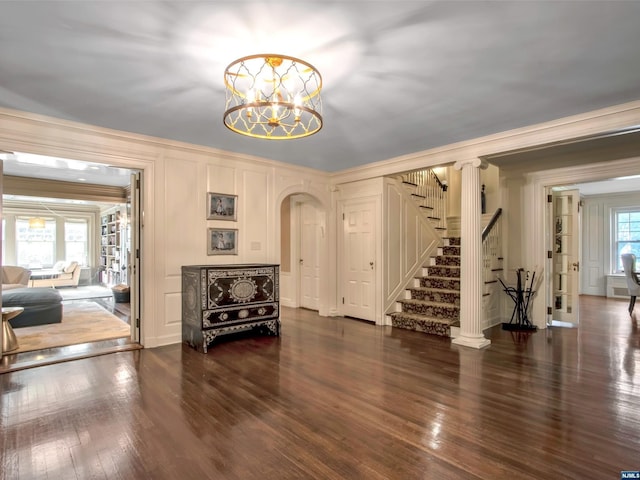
[621,253,640,315]
[1,266,32,290]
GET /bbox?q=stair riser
[409,289,460,305]
[420,278,461,290]
[427,266,459,278]
[391,315,451,337]
[435,256,461,266]
[443,246,460,256]
[445,237,461,246]
[400,302,459,320]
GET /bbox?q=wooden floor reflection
[1,295,639,479]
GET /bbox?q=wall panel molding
[383,177,440,316]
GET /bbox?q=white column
[452,158,491,349]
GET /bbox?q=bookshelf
[100,209,122,286]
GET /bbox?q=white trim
[611,206,640,274]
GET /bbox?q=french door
[548,189,581,326]
[1,159,4,358]
[129,172,142,342]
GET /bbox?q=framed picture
[207,193,237,221]
[207,228,238,255]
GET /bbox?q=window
[16,217,56,268]
[65,219,88,266]
[614,209,640,272]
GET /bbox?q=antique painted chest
[182,264,280,353]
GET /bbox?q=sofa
[30,261,81,288]
[2,266,32,290]
[2,287,63,328]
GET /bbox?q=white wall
[481,164,500,214]
[581,191,640,296]
[0,108,332,348]
[502,176,526,274]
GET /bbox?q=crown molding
[330,100,640,185]
[0,107,331,179]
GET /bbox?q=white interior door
[299,202,321,310]
[342,200,376,321]
[549,189,580,326]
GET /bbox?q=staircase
[399,171,447,233]
[389,169,503,336]
[390,237,460,337]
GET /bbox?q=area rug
[11,301,131,354]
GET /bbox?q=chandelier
[223,54,323,139]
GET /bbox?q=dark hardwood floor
[1,296,639,479]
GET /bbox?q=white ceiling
[0,152,133,187]
[1,1,640,173]
[573,176,640,196]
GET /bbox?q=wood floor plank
[1,296,640,479]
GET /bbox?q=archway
[276,187,334,317]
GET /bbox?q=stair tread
[409,287,460,294]
[390,312,458,326]
[417,275,461,281]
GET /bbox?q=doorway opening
[544,172,640,328]
[279,193,325,312]
[0,152,142,369]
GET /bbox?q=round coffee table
[2,306,24,353]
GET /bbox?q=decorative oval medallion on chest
[186,285,197,310]
[230,277,258,303]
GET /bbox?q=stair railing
[482,208,503,285]
[400,168,448,232]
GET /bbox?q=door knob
[572,262,579,272]
[370,261,374,270]
[299,259,304,265]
